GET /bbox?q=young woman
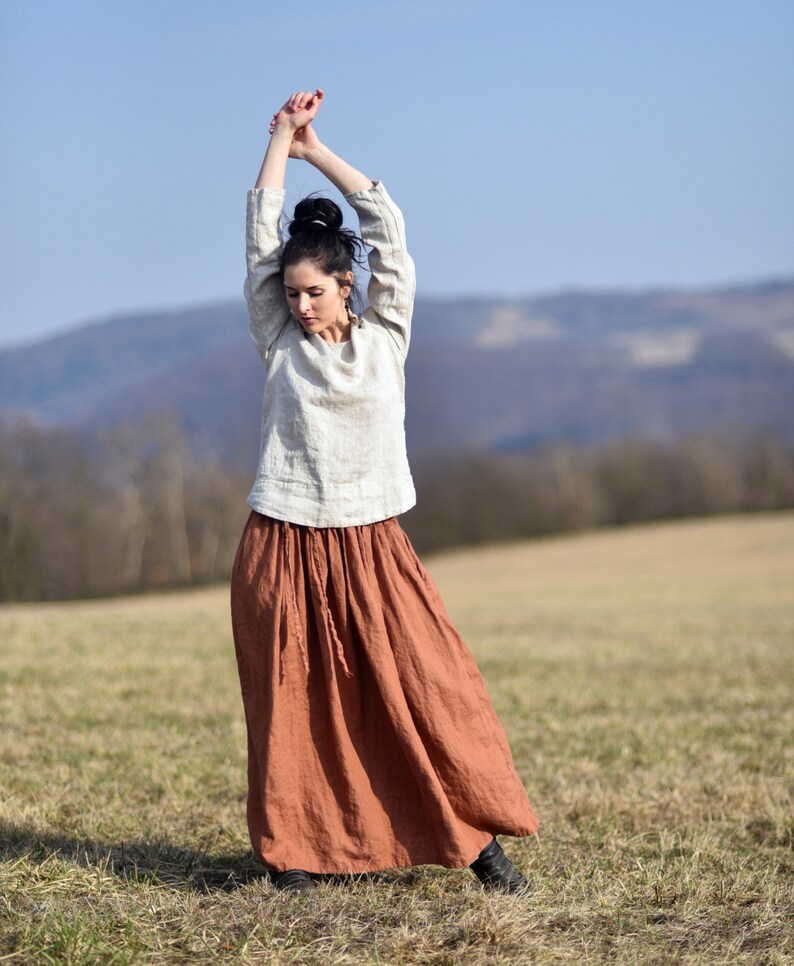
[231,88,540,894]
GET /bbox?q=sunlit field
[1,512,792,964]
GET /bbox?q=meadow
[1,512,792,964]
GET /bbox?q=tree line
[1,414,792,602]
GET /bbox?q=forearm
[254,124,293,189]
[303,143,374,195]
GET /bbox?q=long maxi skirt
[230,510,540,875]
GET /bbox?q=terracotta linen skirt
[230,510,540,874]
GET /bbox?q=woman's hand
[269,88,324,158]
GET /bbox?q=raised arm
[291,130,416,355]
[245,91,326,361]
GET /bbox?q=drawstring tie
[280,520,353,681]
[281,520,309,681]
[309,529,353,679]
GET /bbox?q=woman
[231,88,540,894]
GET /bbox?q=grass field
[1,511,792,964]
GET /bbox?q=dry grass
[1,511,792,964]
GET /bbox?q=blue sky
[1,0,792,347]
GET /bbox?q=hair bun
[289,196,343,236]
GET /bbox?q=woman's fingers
[287,89,323,111]
[304,88,324,119]
[308,88,324,108]
[272,89,325,133]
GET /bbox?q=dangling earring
[345,296,362,329]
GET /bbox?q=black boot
[469,837,530,895]
[268,868,316,893]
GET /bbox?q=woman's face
[283,261,353,340]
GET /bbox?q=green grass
[1,511,792,964]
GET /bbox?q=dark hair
[280,195,366,310]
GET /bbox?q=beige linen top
[243,180,417,527]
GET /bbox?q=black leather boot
[268,868,316,892]
[469,837,530,895]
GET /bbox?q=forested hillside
[2,279,792,460]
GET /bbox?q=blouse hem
[246,496,417,529]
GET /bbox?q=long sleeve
[344,181,416,356]
[244,186,291,362]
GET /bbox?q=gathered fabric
[230,510,540,875]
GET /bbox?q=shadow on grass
[0,820,419,893]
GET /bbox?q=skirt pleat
[230,510,540,875]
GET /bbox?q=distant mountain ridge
[1,278,792,464]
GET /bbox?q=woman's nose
[298,294,312,315]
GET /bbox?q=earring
[346,296,363,328]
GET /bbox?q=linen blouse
[243,180,417,527]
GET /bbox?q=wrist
[270,122,294,140]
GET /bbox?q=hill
[1,278,793,461]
